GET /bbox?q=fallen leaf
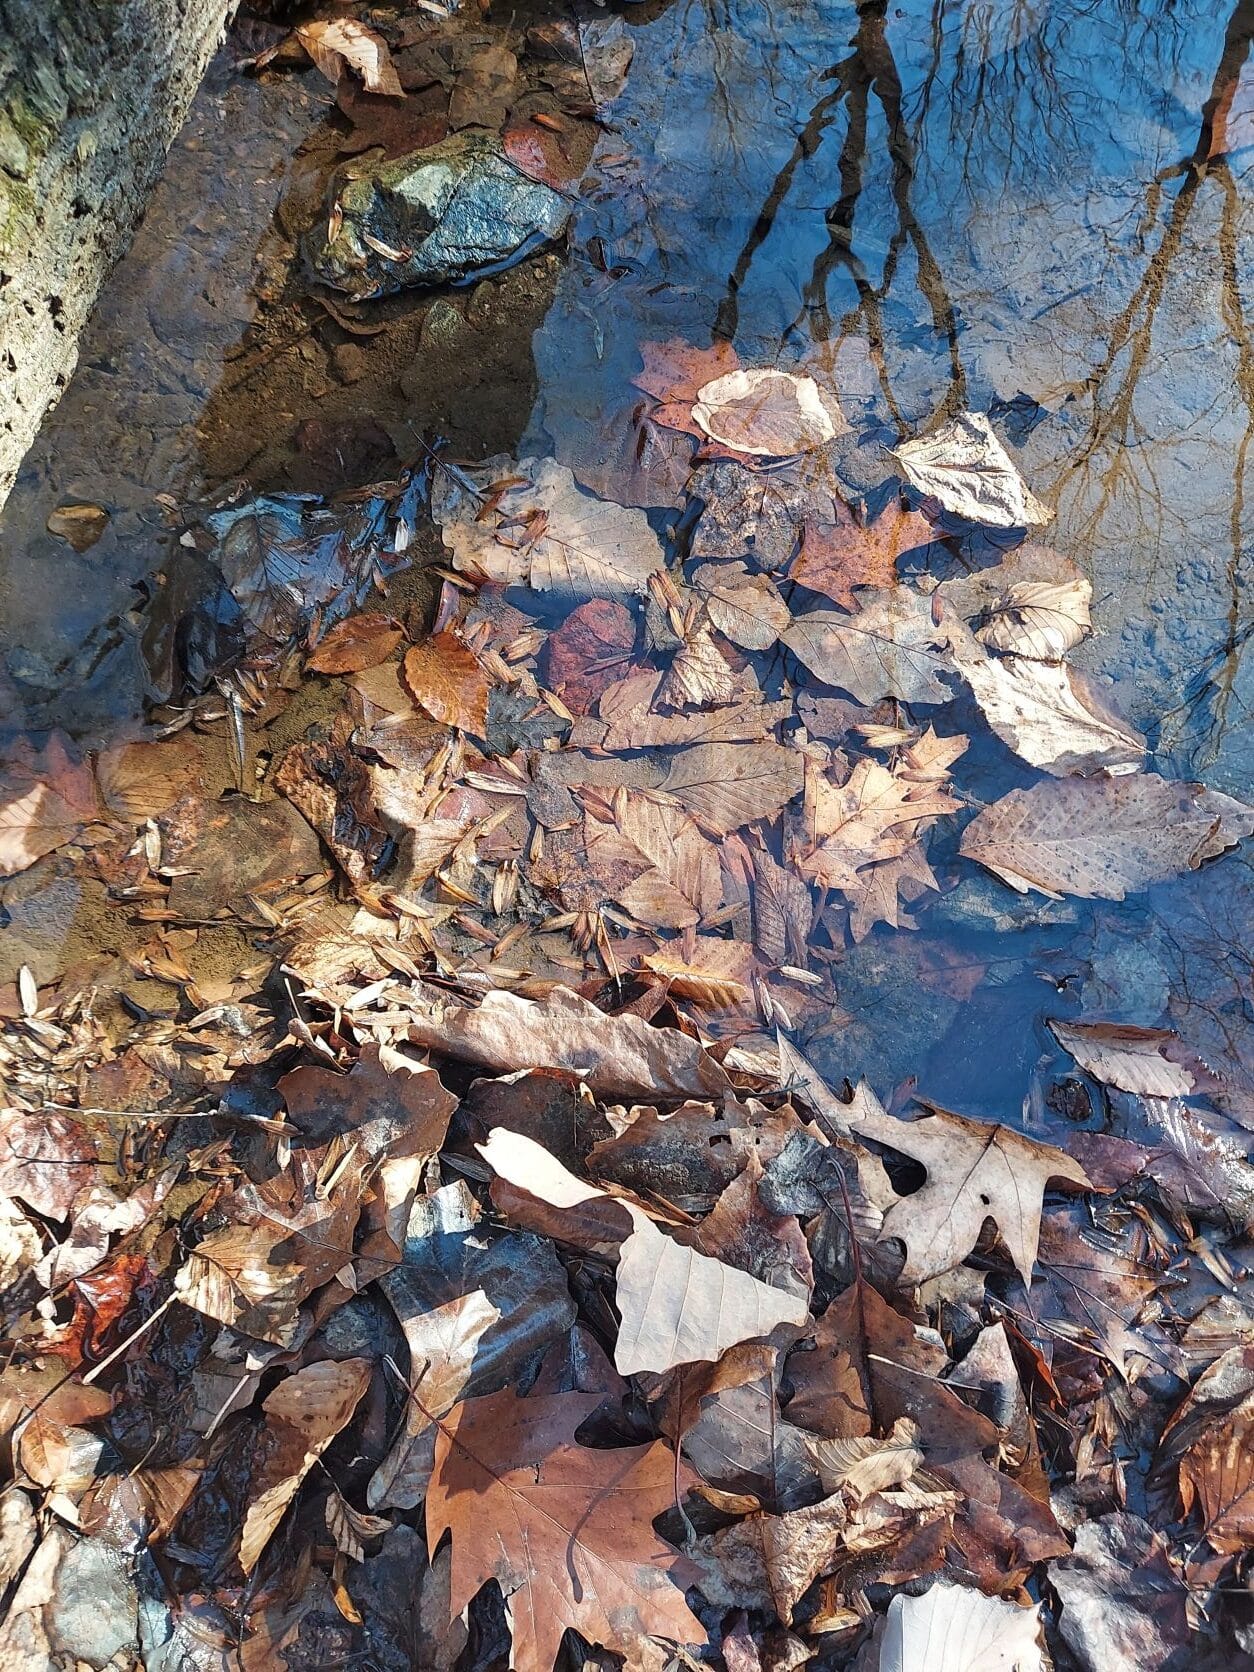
[95,733,206,820]
[695,1494,848,1622]
[307,613,403,674]
[658,740,804,834]
[0,1111,96,1219]
[0,734,99,878]
[894,411,1051,529]
[784,589,954,705]
[691,562,790,650]
[401,632,490,736]
[658,625,738,707]
[427,1386,704,1671]
[616,1208,810,1374]
[1178,1409,1254,1556]
[975,576,1092,660]
[793,501,938,610]
[296,19,403,96]
[1048,1513,1191,1672]
[634,338,741,432]
[435,457,665,601]
[795,754,959,896]
[543,598,637,713]
[448,44,518,131]
[692,369,846,456]
[1048,1021,1195,1098]
[956,651,1145,776]
[600,790,724,927]
[877,1582,1046,1671]
[596,669,788,749]
[405,985,732,1100]
[46,502,109,550]
[238,1357,372,1573]
[959,774,1254,899]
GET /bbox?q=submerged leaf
[692,369,846,456]
[894,411,1051,529]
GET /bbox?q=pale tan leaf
[894,411,1052,529]
[691,562,790,651]
[959,774,1254,900]
[1049,1021,1195,1098]
[658,626,736,707]
[659,741,803,834]
[957,653,1144,776]
[615,1207,809,1374]
[976,577,1092,660]
[596,669,787,749]
[239,1358,372,1573]
[296,18,403,96]
[692,369,846,456]
[784,589,953,705]
[611,792,723,920]
[804,1417,924,1499]
[878,1582,1046,1671]
[436,457,665,601]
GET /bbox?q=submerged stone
[311,131,569,299]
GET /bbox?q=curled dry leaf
[401,632,490,737]
[435,456,665,601]
[428,1386,703,1672]
[784,588,954,706]
[1049,1020,1196,1099]
[692,369,846,456]
[805,1417,925,1499]
[956,651,1145,776]
[239,1357,372,1573]
[959,773,1254,900]
[658,625,737,707]
[877,1582,1046,1672]
[307,613,404,674]
[976,576,1092,660]
[405,985,732,1101]
[894,411,1051,529]
[296,19,403,96]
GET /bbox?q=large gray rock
[311,131,570,299]
[0,0,234,512]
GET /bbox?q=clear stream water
[0,0,1251,1123]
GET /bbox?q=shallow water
[1,0,1252,1124]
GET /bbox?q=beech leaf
[784,589,954,705]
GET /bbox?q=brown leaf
[0,1111,96,1220]
[658,625,737,707]
[46,502,109,550]
[960,774,1254,900]
[276,732,394,888]
[239,1357,372,1573]
[602,789,724,927]
[783,588,954,705]
[448,44,518,131]
[401,632,490,736]
[307,613,404,674]
[278,1043,456,1154]
[695,1494,847,1621]
[1049,1021,1196,1099]
[634,338,741,429]
[1048,1513,1191,1672]
[1179,1413,1254,1556]
[427,1386,704,1671]
[793,500,937,610]
[955,650,1145,776]
[595,668,788,749]
[95,733,207,821]
[405,985,732,1101]
[975,577,1092,660]
[296,19,403,96]
[691,562,790,651]
[543,599,637,714]
[0,733,99,879]
[659,741,803,835]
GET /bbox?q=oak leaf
[427,1386,704,1671]
[959,774,1254,899]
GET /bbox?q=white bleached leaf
[894,411,1051,529]
[878,1582,1045,1671]
[692,369,846,456]
[957,652,1145,776]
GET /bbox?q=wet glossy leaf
[307,613,404,674]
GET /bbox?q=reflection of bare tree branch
[715,0,965,425]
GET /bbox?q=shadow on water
[0,0,1251,1121]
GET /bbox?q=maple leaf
[793,500,938,611]
[428,1386,704,1671]
[633,338,741,433]
[0,733,99,879]
[795,755,959,896]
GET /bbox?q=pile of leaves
[1,9,1254,1670]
